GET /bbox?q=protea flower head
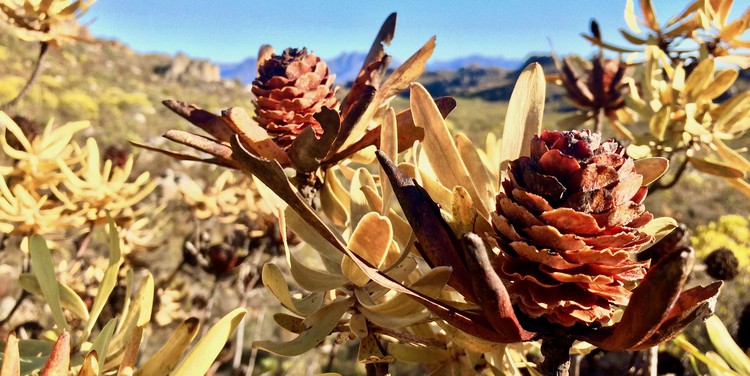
[252,47,339,149]
[378,128,722,355]
[492,129,652,326]
[553,54,629,124]
[103,144,131,169]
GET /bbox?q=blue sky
[84,1,703,63]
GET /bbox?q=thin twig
[201,275,221,336]
[3,42,50,110]
[651,153,690,192]
[244,303,267,376]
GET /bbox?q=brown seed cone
[252,48,339,149]
[492,129,654,327]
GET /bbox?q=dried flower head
[252,47,339,149]
[492,129,653,326]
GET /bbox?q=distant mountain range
[218,52,524,85]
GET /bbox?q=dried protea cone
[252,48,339,149]
[554,54,629,127]
[103,144,131,168]
[492,129,654,327]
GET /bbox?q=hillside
[0,27,252,147]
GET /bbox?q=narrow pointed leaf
[134,318,200,376]
[706,315,750,374]
[84,216,123,340]
[39,332,70,376]
[376,150,476,302]
[19,274,89,322]
[89,319,116,368]
[262,263,325,316]
[412,82,488,218]
[379,108,398,216]
[688,156,745,178]
[0,332,20,376]
[253,299,351,356]
[29,235,68,332]
[461,233,535,342]
[173,308,246,376]
[500,63,545,186]
[591,248,694,350]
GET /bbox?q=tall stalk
[3,41,49,110]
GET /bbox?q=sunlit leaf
[343,213,393,286]
[389,342,451,363]
[689,156,745,178]
[39,332,70,376]
[134,318,200,376]
[262,263,326,316]
[500,63,545,186]
[379,108,398,216]
[172,308,246,376]
[706,315,750,374]
[84,216,123,340]
[411,83,487,218]
[634,157,669,185]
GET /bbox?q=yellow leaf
[172,308,246,376]
[689,156,745,178]
[262,263,325,316]
[685,58,715,100]
[700,69,739,101]
[624,0,642,33]
[712,138,750,172]
[343,213,393,286]
[411,83,486,218]
[134,318,200,376]
[321,170,349,227]
[389,342,451,363]
[706,315,750,375]
[500,63,545,186]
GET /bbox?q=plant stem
[3,42,50,110]
[540,336,574,376]
[365,363,389,376]
[594,108,605,134]
[651,153,689,192]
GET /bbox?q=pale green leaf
[29,235,68,332]
[89,319,116,369]
[84,216,124,340]
[262,263,325,316]
[706,315,750,375]
[253,298,351,357]
[19,274,89,322]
